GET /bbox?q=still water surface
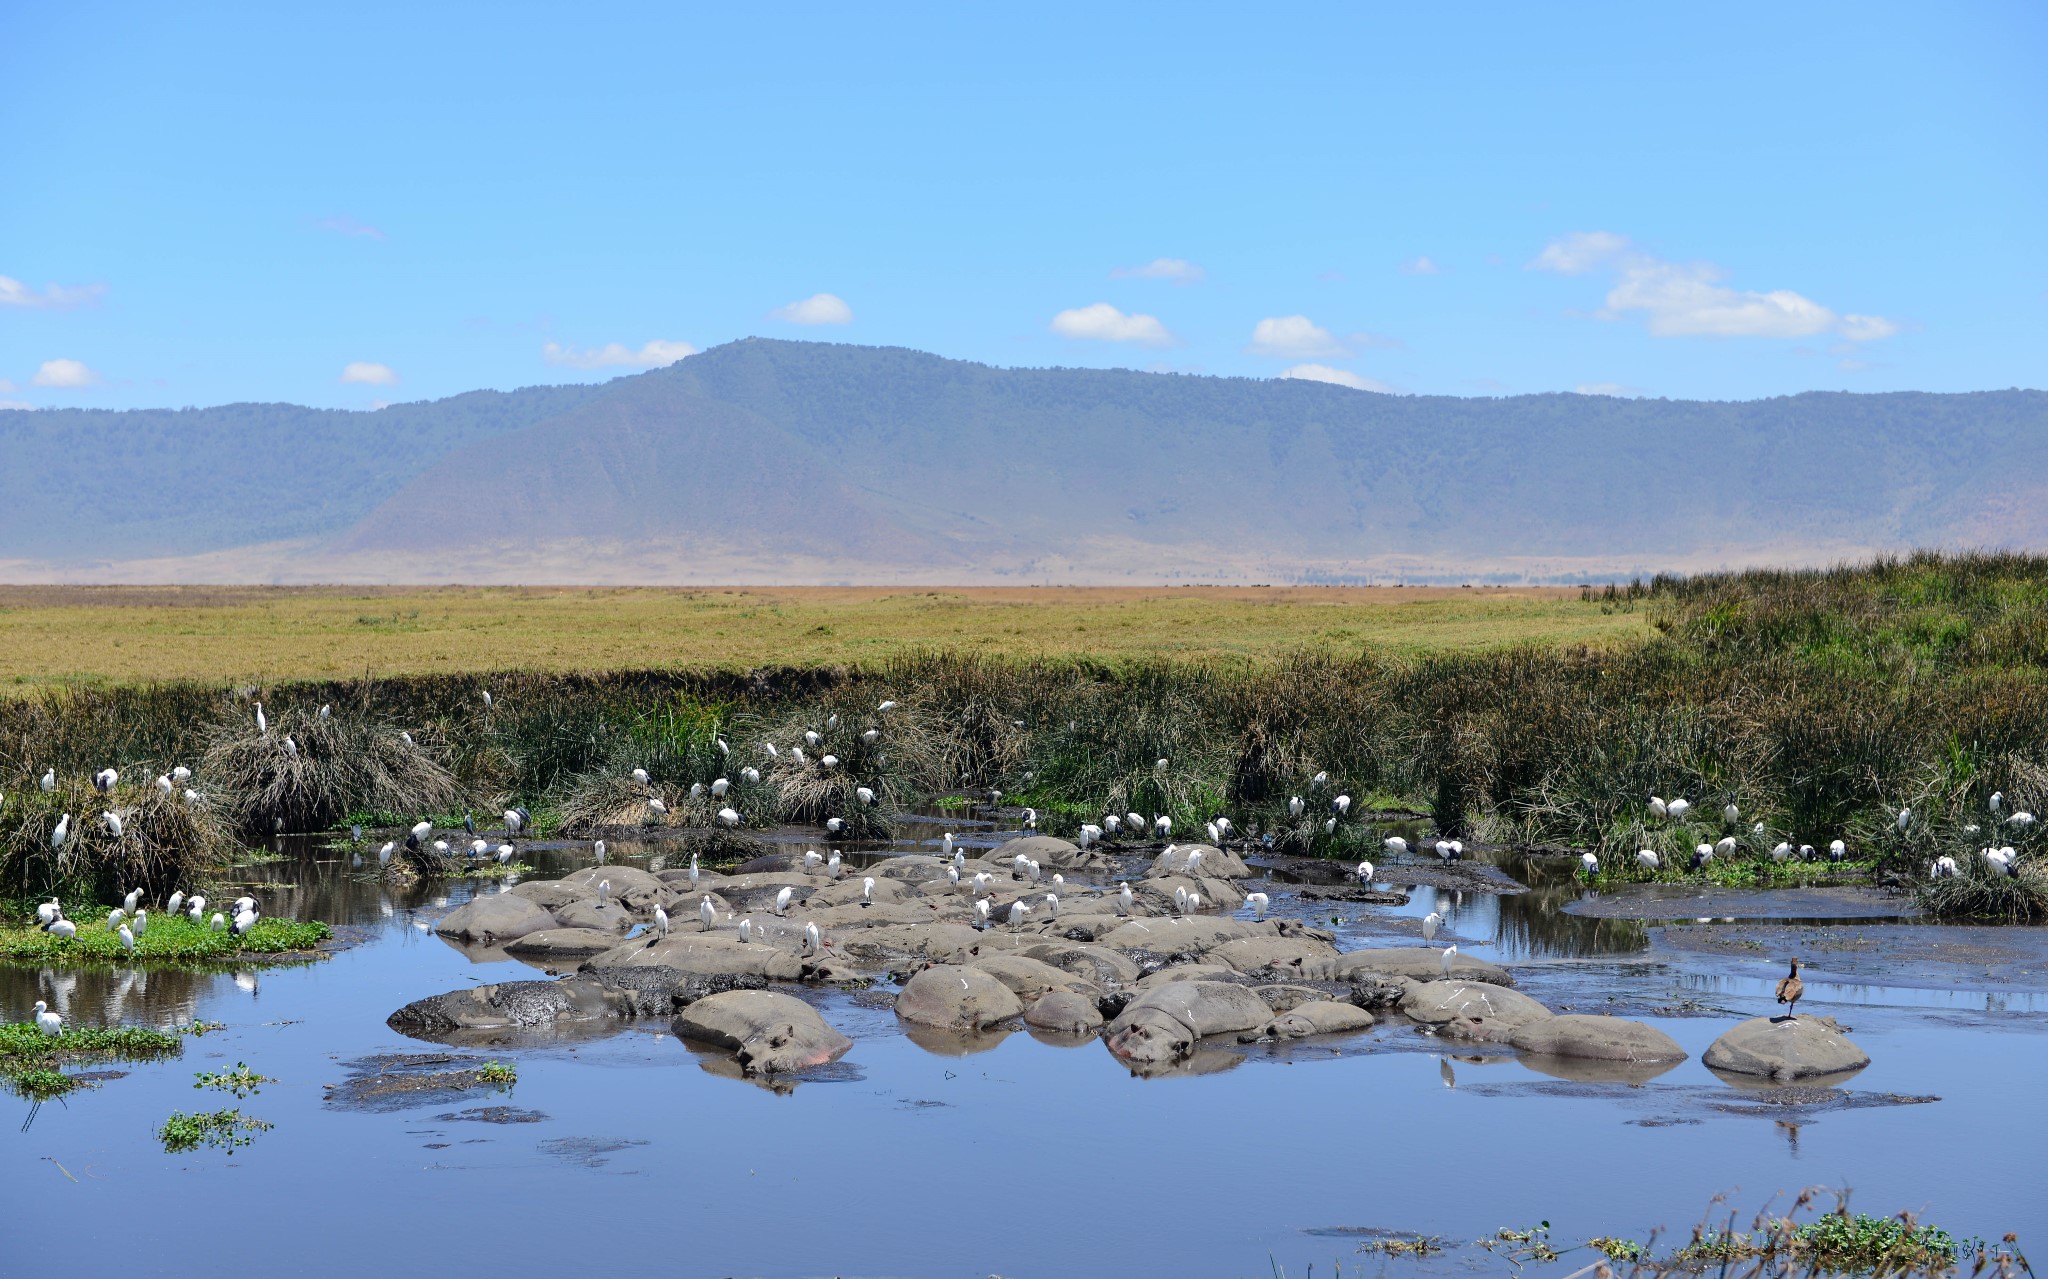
[7,834,2044,1276]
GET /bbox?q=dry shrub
[1,779,234,904]
[201,704,459,838]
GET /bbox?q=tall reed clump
[556,692,775,834]
[1,778,234,904]
[201,705,459,839]
[757,694,951,838]
[1008,668,1233,836]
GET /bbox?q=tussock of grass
[202,703,458,839]
[0,779,235,904]
[0,911,331,963]
[1,1019,186,1098]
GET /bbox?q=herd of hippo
[392,835,1872,1085]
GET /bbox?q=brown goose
[1773,958,1804,1021]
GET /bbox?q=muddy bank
[1650,921,2048,991]
[1565,884,1914,921]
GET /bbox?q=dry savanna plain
[0,584,1647,684]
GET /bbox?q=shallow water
[7,832,2045,1276]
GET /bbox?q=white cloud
[1400,256,1441,275]
[1278,363,1392,393]
[313,215,386,240]
[0,275,104,309]
[1530,231,1896,342]
[1573,382,1639,397]
[32,358,98,387]
[1110,257,1205,283]
[1247,315,1347,359]
[771,293,853,325]
[340,361,398,385]
[1049,302,1174,346]
[542,339,697,369]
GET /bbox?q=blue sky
[2,2,2043,411]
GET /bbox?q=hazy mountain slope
[4,338,2044,582]
[0,383,602,559]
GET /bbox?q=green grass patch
[0,1019,186,1098]
[193,1061,269,1099]
[475,1060,517,1086]
[0,912,331,963]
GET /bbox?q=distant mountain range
[5,339,2044,583]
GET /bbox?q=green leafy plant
[193,1061,269,1098]
[157,1107,273,1153]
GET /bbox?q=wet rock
[1400,979,1552,1043]
[1133,874,1247,911]
[1207,934,1342,975]
[711,873,824,914]
[1261,1000,1375,1040]
[388,976,634,1038]
[506,880,590,911]
[1024,990,1105,1035]
[870,854,945,880]
[1304,947,1514,987]
[592,967,769,1016]
[920,924,1032,964]
[969,953,1102,1001]
[434,893,557,943]
[552,899,635,933]
[1104,980,1274,1065]
[895,964,1026,1031]
[1132,963,1238,988]
[1703,1015,1870,1082]
[1146,843,1252,880]
[503,927,633,959]
[1509,1014,1686,1063]
[673,990,853,1075]
[989,835,1099,871]
[808,875,924,907]
[1098,916,1276,955]
[559,865,667,912]
[807,901,945,929]
[586,934,809,981]
[1251,984,1331,1014]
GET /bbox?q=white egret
[700,896,716,931]
[123,887,141,914]
[1244,891,1269,920]
[861,876,875,903]
[132,909,147,936]
[1991,791,2004,813]
[51,813,71,849]
[764,742,780,760]
[379,842,394,864]
[2012,811,2037,828]
[119,923,136,953]
[821,754,839,769]
[803,850,824,871]
[597,879,612,906]
[947,864,961,885]
[1118,882,1135,915]
[106,908,125,931]
[716,737,730,756]
[774,887,793,916]
[827,850,842,879]
[1185,849,1204,875]
[172,765,191,782]
[401,731,415,747]
[688,854,700,886]
[1043,892,1060,919]
[209,912,225,931]
[717,807,741,827]
[282,735,299,759]
[157,774,174,796]
[1440,944,1458,978]
[319,704,331,719]
[1667,798,1692,821]
[1007,901,1029,927]
[1323,818,1337,835]
[653,905,672,936]
[255,702,267,734]
[1648,795,1667,819]
[803,921,821,955]
[1897,808,1912,832]
[40,767,56,791]
[738,917,753,943]
[1421,911,1441,943]
[1173,887,1190,915]
[878,700,897,711]
[790,747,805,766]
[34,1000,61,1037]
[711,777,730,797]
[742,766,761,784]
[47,919,77,940]
[975,898,992,927]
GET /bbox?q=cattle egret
[690,783,705,800]
[254,703,267,734]
[282,736,299,759]
[1007,901,1029,927]
[157,774,174,796]
[1043,892,1060,919]
[106,908,125,931]
[738,917,753,943]
[400,731,415,747]
[716,738,730,756]
[1245,891,1269,920]
[35,1000,62,1037]
[597,879,612,906]
[1440,945,1458,977]
[40,767,56,791]
[1896,808,1911,832]
[975,898,992,927]
[1991,791,2004,813]
[688,855,700,886]
[1421,910,1442,943]
[209,912,226,931]
[711,778,730,797]
[774,887,793,916]
[378,841,393,864]
[48,919,77,940]
[947,864,961,885]
[699,896,717,931]
[827,851,842,879]
[1118,882,1135,915]
[1323,818,1337,835]
[1648,795,1667,819]
[654,906,671,936]
[131,909,147,937]
[122,887,140,914]
[1079,824,1099,849]
[879,700,898,711]
[861,876,876,903]
[803,921,821,955]
[51,813,71,849]
[118,923,136,953]
[171,766,191,782]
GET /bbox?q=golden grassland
[0,584,1650,685]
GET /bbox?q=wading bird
[1691,844,1714,871]
[1580,851,1599,876]
[774,887,793,916]
[186,894,206,920]
[878,700,897,711]
[700,896,716,931]
[1648,795,1667,819]
[1422,911,1441,944]
[1043,892,1060,919]
[1355,860,1375,884]
[712,778,730,798]
[504,809,525,837]
[231,908,258,936]
[47,918,77,940]
[1289,796,1305,817]
[1636,849,1660,871]
[106,908,124,931]
[1724,804,1740,825]
[717,807,741,828]
[1770,842,1791,863]
[131,909,146,937]
[597,879,612,906]
[209,912,226,931]
[647,798,668,816]
[1829,839,1847,862]
[1667,798,1692,821]
[51,813,71,849]
[1774,958,1804,1021]
[40,767,56,791]
[1008,901,1029,928]
[37,897,60,925]
[688,855,700,886]
[1384,836,1408,855]
[255,703,267,734]
[34,1000,61,1037]
[1896,808,1912,832]
[123,888,140,914]
[119,923,136,953]
[825,817,845,835]
[826,850,842,879]
[1440,944,1458,978]
[737,917,752,944]
[861,876,875,904]
[1244,891,1269,920]
[1118,882,1134,915]
[632,768,650,785]
[975,898,992,927]
[803,921,821,955]
[166,891,185,916]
